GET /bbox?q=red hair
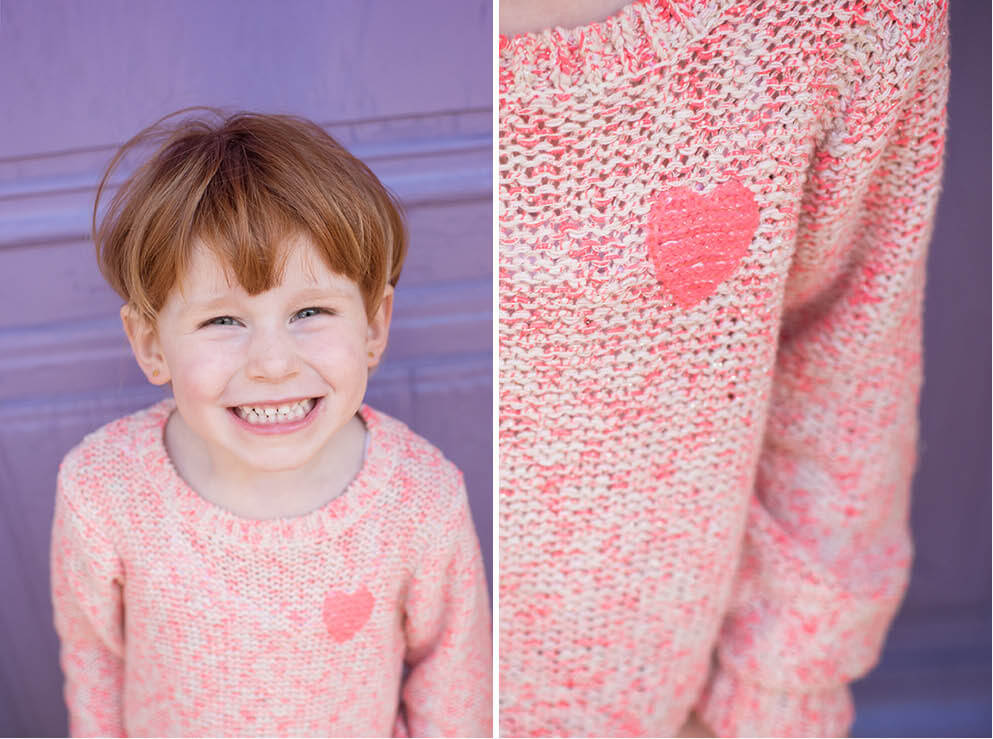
[93,106,407,322]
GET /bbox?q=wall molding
[0,352,491,431]
[0,279,491,405]
[0,108,491,250]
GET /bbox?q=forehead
[180,233,351,296]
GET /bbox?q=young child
[50,107,492,738]
[498,0,949,737]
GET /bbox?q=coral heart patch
[322,585,374,643]
[645,177,759,309]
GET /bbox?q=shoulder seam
[56,465,122,553]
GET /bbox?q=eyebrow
[292,286,353,300]
[185,294,238,311]
[185,287,350,310]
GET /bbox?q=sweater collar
[140,397,397,548]
[499,0,736,98]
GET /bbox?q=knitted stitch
[498,0,949,736]
[51,399,492,737]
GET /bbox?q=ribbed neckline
[498,0,735,96]
[138,397,396,548]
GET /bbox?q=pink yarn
[499,0,949,735]
[646,177,760,309]
[51,399,492,737]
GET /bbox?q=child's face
[122,234,392,475]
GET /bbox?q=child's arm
[693,4,949,737]
[400,471,492,738]
[50,464,126,737]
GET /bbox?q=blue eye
[293,307,329,321]
[205,316,240,327]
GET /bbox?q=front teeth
[235,398,316,424]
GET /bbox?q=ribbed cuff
[694,667,854,738]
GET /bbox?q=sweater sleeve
[50,463,126,738]
[399,471,493,737]
[694,4,950,737]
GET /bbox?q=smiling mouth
[231,398,318,425]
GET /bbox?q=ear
[366,285,394,369]
[120,305,171,385]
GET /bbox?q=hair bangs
[93,106,408,324]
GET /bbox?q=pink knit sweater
[499,0,948,736]
[51,399,492,737]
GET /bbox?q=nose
[245,325,300,382]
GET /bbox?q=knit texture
[498,0,949,736]
[51,399,492,737]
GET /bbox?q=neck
[499,0,632,36]
[165,409,368,519]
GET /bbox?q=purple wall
[0,1,491,735]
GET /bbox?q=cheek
[167,340,241,400]
[300,333,368,381]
